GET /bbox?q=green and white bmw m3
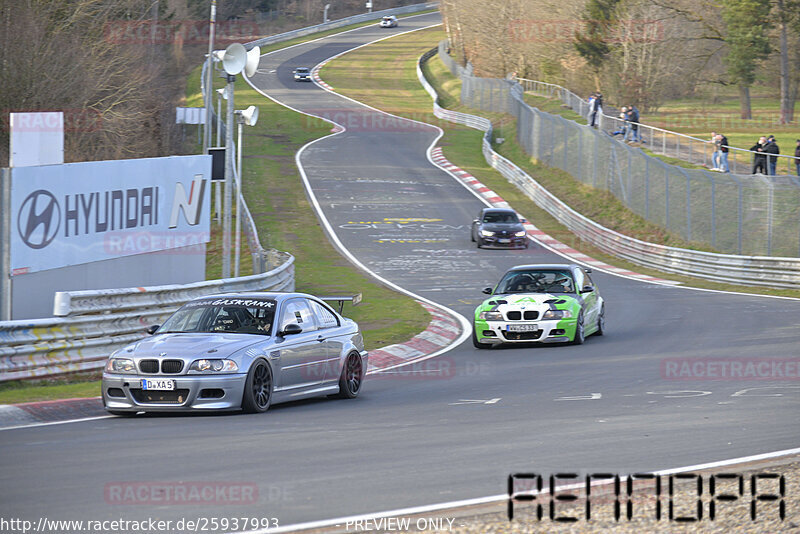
[473,264,604,348]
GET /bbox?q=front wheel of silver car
[242,359,272,413]
[572,312,585,345]
[337,353,363,399]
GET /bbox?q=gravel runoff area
[426,458,799,534]
[322,455,799,534]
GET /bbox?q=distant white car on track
[379,15,398,28]
[293,67,312,82]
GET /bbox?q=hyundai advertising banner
[10,155,211,275]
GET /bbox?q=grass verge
[320,27,800,299]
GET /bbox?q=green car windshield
[495,270,575,294]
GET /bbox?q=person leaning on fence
[610,107,628,136]
[750,136,768,175]
[795,139,800,176]
[626,105,642,143]
[717,133,729,173]
[763,135,779,175]
[711,131,720,170]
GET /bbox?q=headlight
[515,230,526,237]
[189,359,239,373]
[478,311,503,321]
[106,358,136,374]
[542,309,573,320]
[480,230,494,237]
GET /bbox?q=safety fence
[437,42,800,258]
[420,46,800,288]
[0,255,294,381]
[518,78,800,177]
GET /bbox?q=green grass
[523,94,586,124]
[0,374,101,404]
[0,18,437,406]
[321,27,800,300]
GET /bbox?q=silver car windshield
[158,298,276,335]
[496,270,575,294]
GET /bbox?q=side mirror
[146,325,160,335]
[473,219,479,224]
[482,287,493,295]
[581,285,595,294]
[519,217,527,224]
[281,323,303,336]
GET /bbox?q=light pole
[234,106,259,277]
[203,0,217,154]
[215,87,226,224]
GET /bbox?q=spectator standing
[763,135,779,175]
[717,133,730,173]
[710,131,720,170]
[628,105,642,143]
[795,139,800,176]
[622,107,633,141]
[588,93,598,127]
[750,136,768,175]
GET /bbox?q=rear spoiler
[320,293,362,314]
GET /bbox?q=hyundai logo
[17,190,60,249]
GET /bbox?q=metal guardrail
[419,46,800,289]
[248,3,439,49]
[0,255,294,381]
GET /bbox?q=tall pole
[223,75,235,278]
[203,0,217,154]
[235,121,243,277]
[215,91,222,224]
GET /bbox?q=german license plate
[141,379,175,391]
[498,238,510,243]
[507,324,538,332]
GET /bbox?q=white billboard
[10,155,211,275]
[10,112,65,167]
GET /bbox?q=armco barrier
[0,254,294,381]
[419,46,800,289]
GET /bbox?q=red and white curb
[367,302,461,373]
[430,147,678,284]
[311,61,334,92]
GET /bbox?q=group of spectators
[749,135,784,175]
[609,105,642,143]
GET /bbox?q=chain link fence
[439,42,800,257]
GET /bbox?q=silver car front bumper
[102,373,248,412]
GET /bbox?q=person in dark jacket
[763,135,780,175]
[717,133,730,172]
[795,139,800,176]
[750,136,768,175]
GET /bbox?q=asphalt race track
[2,12,799,531]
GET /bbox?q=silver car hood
[123,333,264,359]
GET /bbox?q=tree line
[440,0,800,121]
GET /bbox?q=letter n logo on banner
[169,174,206,228]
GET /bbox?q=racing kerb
[419,46,800,289]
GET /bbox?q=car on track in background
[473,264,604,348]
[471,207,529,249]
[102,292,367,415]
[293,67,312,81]
[379,15,398,27]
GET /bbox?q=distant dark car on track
[379,15,398,28]
[471,207,529,249]
[293,67,312,82]
[102,292,367,415]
